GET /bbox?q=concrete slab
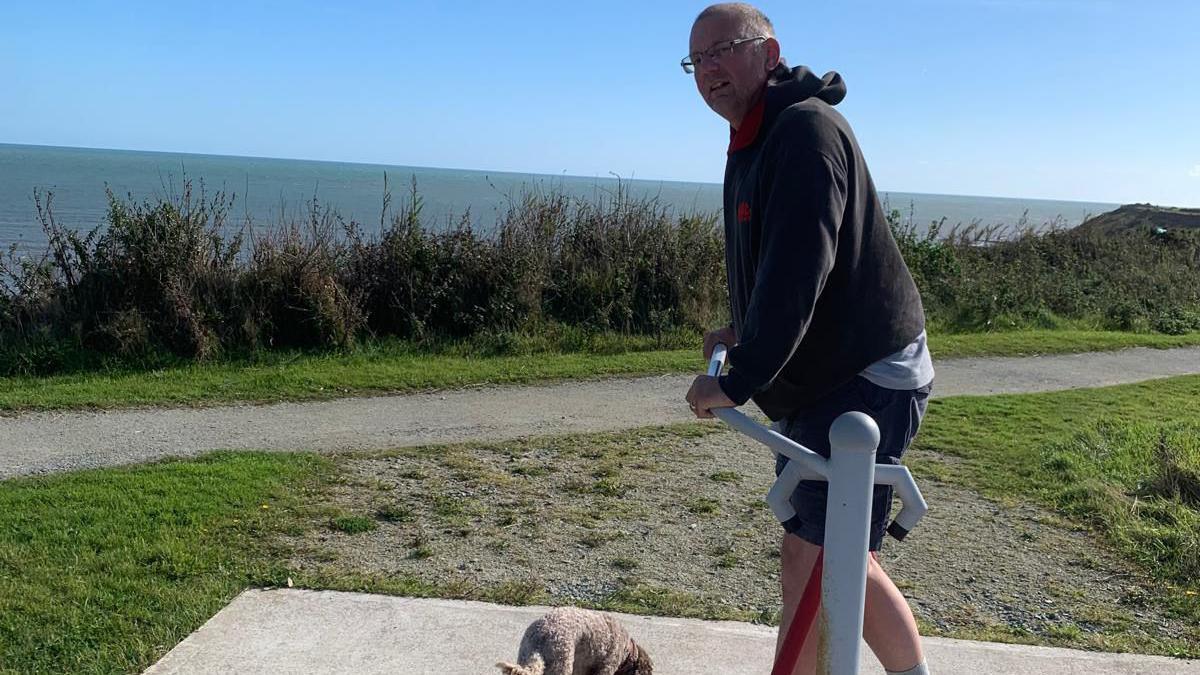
[144,589,1200,674]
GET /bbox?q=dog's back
[496,607,637,675]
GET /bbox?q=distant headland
[1077,204,1200,235]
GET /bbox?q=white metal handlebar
[704,343,928,537]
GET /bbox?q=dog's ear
[636,644,654,673]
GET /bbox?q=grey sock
[886,661,929,675]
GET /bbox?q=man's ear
[763,37,781,71]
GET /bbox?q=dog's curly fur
[495,607,653,675]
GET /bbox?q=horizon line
[1,141,1130,208]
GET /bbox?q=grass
[928,328,1200,358]
[1037,422,1200,598]
[375,504,413,523]
[913,375,1200,625]
[4,377,1200,671]
[2,329,1199,411]
[686,497,721,515]
[329,515,377,534]
[0,338,698,412]
[0,451,332,674]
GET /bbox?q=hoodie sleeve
[718,138,848,406]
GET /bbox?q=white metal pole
[822,411,879,675]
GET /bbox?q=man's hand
[686,375,735,419]
[703,325,738,360]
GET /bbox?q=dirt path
[2,346,1200,479]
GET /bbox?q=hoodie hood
[768,64,846,108]
[729,65,846,154]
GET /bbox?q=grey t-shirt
[859,330,935,391]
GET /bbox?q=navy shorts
[773,376,931,551]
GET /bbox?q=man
[682,4,934,675]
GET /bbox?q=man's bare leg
[864,552,925,671]
[777,534,925,674]
[776,533,823,674]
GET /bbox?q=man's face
[688,13,774,128]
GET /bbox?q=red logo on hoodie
[737,201,752,224]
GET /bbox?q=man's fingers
[687,374,729,419]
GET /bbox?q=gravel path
[288,431,1199,655]
[2,346,1200,479]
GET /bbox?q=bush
[888,208,1200,333]
[1150,308,1200,336]
[345,182,531,340]
[243,199,364,350]
[4,181,1198,377]
[0,178,726,375]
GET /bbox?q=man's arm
[719,141,848,405]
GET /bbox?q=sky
[2,0,1198,207]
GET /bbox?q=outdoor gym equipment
[706,344,928,675]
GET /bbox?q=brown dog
[496,607,653,675]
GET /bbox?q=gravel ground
[3,346,1200,479]
[282,426,1198,656]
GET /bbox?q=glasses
[681,36,767,74]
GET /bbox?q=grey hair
[694,3,776,38]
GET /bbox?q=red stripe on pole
[771,548,824,675]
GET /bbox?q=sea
[0,143,1118,253]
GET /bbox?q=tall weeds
[2,183,1198,377]
[888,210,1200,334]
[0,178,726,375]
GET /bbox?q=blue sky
[2,0,1198,206]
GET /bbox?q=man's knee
[866,551,894,583]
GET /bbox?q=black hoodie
[717,65,925,420]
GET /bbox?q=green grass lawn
[0,452,333,674]
[3,376,1200,671]
[928,328,1200,358]
[910,375,1200,625]
[2,329,1200,412]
